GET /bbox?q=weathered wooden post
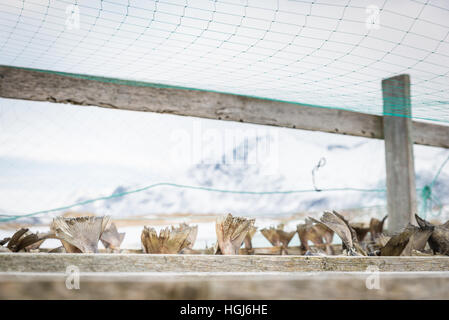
[382,74,417,234]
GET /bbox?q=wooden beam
[382,74,417,233]
[35,244,343,255]
[1,66,448,148]
[1,253,448,272]
[412,121,449,149]
[1,271,449,299]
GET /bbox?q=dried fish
[215,213,255,255]
[141,224,198,254]
[51,216,109,253]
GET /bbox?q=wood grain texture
[1,66,448,147]
[34,244,342,255]
[0,271,448,299]
[382,74,416,233]
[1,253,448,272]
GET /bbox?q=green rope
[0,182,386,223]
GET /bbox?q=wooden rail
[1,253,448,272]
[1,66,449,148]
[1,271,449,299]
[32,245,341,255]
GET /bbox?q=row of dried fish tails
[1,212,448,256]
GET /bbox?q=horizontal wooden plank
[1,66,448,148]
[1,271,448,299]
[1,253,448,272]
[411,121,449,149]
[34,245,341,255]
